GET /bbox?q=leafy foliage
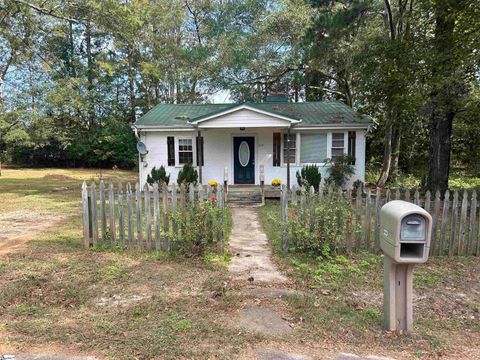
[147,166,170,185]
[325,155,356,187]
[177,163,198,186]
[296,164,321,191]
[286,193,357,255]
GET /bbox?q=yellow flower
[271,179,281,186]
[208,180,218,187]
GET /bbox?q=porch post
[286,127,291,190]
[197,129,203,184]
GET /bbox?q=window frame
[281,132,300,166]
[329,132,347,160]
[299,132,328,165]
[175,136,196,167]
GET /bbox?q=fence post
[395,189,400,201]
[99,180,107,238]
[280,185,288,252]
[430,190,441,256]
[126,183,133,248]
[355,186,362,250]
[309,186,315,235]
[468,191,477,255]
[449,191,459,256]
[162,182,170,251]
[458,190,468,255]
[109,182,116,243]
[365,189,372,251]
[374,188,381,250]
[153,183,161,250]
[90,182,98,245]
[440,190,450,256]
[424,191,431,213]
[414,189,420,206]
[135,183,143,248]
[144,183,152,249]
[405,189,410,202]
[82,182,90,248]
[118,183,125,246]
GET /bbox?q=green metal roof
[134,101,371,127]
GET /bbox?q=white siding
[139,128,367,187]
[198,108,292,128]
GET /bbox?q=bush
[173,198,228,256]
[287,193,356,255]
[325,154,356,187]
[296,165,322,191]
[177,163,198,186]
[147,166,170,185]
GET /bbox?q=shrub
[147,166,170,185]
[287,194,356,255]
[173,198,227,256]
[325,154,356,187]
[296,164,322,191]
[177,163,198,186]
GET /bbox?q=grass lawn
[1,168,479,359]
[259,201,480,359]
[0,168,255,359]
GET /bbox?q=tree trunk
[127,44,136,122]
[377,110,394,187]
[427,111,453,194]
[387,127,401,183]
[426,0,459,195]
[85,22,95,128]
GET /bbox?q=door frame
[231,134,257,185]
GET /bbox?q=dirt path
[228,205,396,360]
[0,210,64,256]
[228,205,287,283]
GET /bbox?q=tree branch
[11,0,82,23]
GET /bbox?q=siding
[139,128,366,187]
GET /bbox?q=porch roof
[134,100,372,129]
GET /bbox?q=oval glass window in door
[238,141,250,167]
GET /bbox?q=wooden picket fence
[81,181,226,252]
[280,185,480,256]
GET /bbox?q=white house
[133,98,371,188]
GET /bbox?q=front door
[234,136,255,184]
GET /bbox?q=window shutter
[167,136,175,166]
[273,133,281,167]
[196,136,204,166]
[348,131,356,165]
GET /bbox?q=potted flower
[208,180,218,189]
[271,179,281,187]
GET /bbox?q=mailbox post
[380,200,432,332]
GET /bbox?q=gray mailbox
[380,201,432,263]
[380,200,432,333]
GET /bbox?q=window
[283,133,296,164]
[300,133,327,163]
[178,138,193,165]
[273,133,281,167]
[331,133,345,160]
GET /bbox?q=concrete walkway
[228,205,287,283]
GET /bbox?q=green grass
[258,200,480,357]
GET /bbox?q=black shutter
[167,136,175,166]
[196,136,204,166]
[273,133,281,167]
[348,131,356,165]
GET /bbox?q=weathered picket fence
[280,185,480,256]
[81,181,226,252]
